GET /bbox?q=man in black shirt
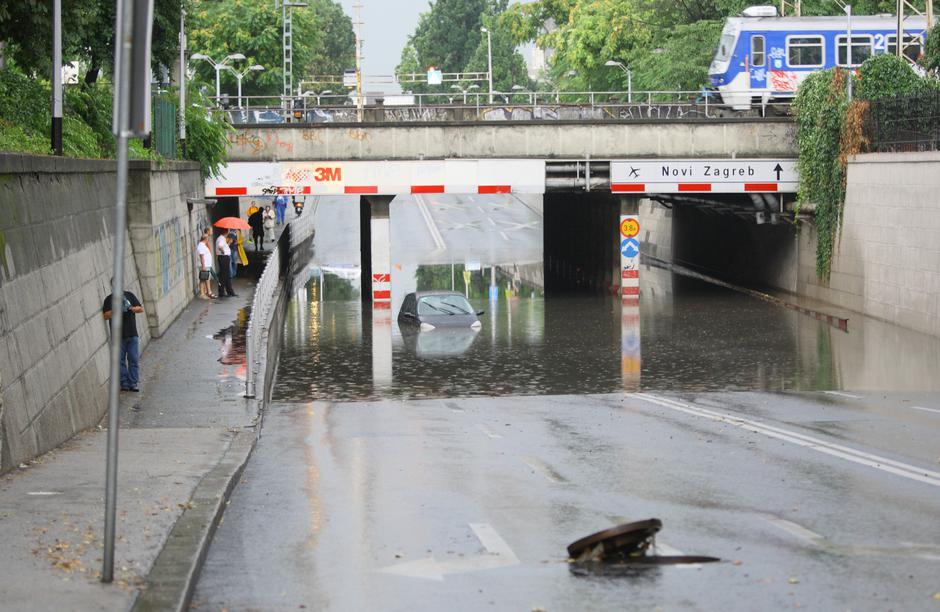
[102,282,144,392]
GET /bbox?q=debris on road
[567,519,720,566]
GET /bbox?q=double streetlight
[604,60,632,103]
[450,83,479,104]
[481,26,493,104]
[190,52,246,100]
[226,64,265,108]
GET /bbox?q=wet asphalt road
[193,390,940,611]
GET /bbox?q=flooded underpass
[194,195,940,611]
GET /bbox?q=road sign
[621,238,639,258]
[610,159,797,193]
[463,270,472,284]
[620,217,640,238]
[465,260,482,271]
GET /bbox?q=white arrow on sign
[379,523,520,581]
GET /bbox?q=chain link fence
[868,90,940,153]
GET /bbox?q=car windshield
[418,295,474,316]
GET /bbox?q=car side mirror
[476,310,485,316]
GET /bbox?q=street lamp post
[481,26,493,104]
[604,60,632,103]
[190,52,246,102]
[226,64,265,108]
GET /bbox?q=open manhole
[567,519,720,566]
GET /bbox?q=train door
[748,34,767,90]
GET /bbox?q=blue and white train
[708,5,929,109]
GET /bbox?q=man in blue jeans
[274,195,288,225]
[102,282,144,392]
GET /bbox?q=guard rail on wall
[244,228,287,399]
[289,203,316,249]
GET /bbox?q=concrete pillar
[361,196,394,388]
[618,195,641,390]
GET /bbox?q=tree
[188,0,354,99]
[924,22,940,75]
[396,0,516,95]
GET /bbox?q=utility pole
[51,0,63,156]
[895,0,934,64]
[178,4,186,156]
[780,0,801,16]
[354,2,364,122]
[277,0,308,114]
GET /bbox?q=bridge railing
[244,226,287,399]
[209,90,791,124]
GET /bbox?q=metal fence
[152,97,177,158]
[869,90,940,153]
[244,226,288,399]
[212,89,790,124]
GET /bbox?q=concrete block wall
[0,154,203,472]
[639,199,673,262]
[796,152,940,336]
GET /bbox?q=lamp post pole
[179,6,186,156]
[191,53,246,105]
[605,60,632,103]
[227,65,265,108]
[482,27,493,104]
[51,0,63,156]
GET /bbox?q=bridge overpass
[226,117,796,162]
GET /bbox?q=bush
[855,54,926,100]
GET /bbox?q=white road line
[654,542,700,569]
[477,424,503,439]
[499,231,510,241]
[415,195,446,250]
[633,393,940,488]
[487,217,496,226]
[761,515,825,545]
[27,491,62,496]
[469,523,519,560]
[379,523,519,580]
[476,205,485,213]
[823,390,863,400]
[911,405,940,415]
[520,456,565,483]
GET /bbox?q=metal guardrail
[244,228,286,399]
[869,90,940,153]
[210,89,791,124]
[288,201,316,249]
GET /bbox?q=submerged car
[398,291,483,331]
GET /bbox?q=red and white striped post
[619,211,641,390]
[369,198,393,387]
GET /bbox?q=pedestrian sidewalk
[0,274,262,612]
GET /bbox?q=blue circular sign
[621,238,640,258]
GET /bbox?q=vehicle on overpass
[709,5,929,109]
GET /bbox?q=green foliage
[630,21,725,92]
[855,53,926,100]
[0,119,49,155]
[793,69,848,280]
[182,86,233,178]
[396,0,527,96]
[925,23,940,75]
[188,0,355,99]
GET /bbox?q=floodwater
[271,195,940,401]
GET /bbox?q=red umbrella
[213,217,251,230]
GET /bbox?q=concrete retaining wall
[796,152,940,336]
[0,154,204,472]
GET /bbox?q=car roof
[410,291,466,299]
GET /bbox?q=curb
[130,427,257,612]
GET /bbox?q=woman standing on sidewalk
[196,232,216,299]
[263,205,276,243]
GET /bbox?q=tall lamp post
[604,60,632,103]
[226,64,264,108]
[481,26,493,104]
[190,52,246,101]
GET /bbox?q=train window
[751,36,765,67]
[787,35,824,67]
[887,34,923,61]
[836,35,873,66]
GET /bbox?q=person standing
[263,205,276,243]
[216,230,237,298]
[102,281,144,392]
[274,195,287,225]
[248,207,264,251]
[196,232,216,299]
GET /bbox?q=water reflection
[274,263,940,401]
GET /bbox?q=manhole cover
[567,519,720,566]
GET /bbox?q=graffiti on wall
[154,218,184,296]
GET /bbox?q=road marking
[761,515,825,546]
[477,424,503,439]
[633,393,940,488]
[380,523,519,581]
[911,405,940,415]
[27,491,62,496]
[654,542,701,569]
[823,391,863,400]
[415,195,446,250]
[520,456,566,483]
[499,231,510,241]
[476,205,485,213]
[487,217,496,226]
